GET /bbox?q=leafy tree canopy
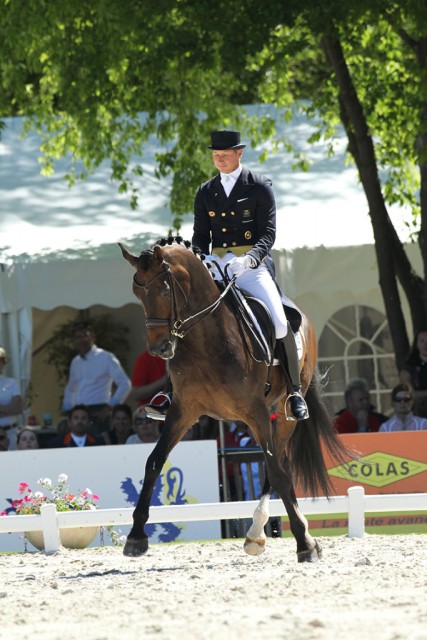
[2,0,427,360]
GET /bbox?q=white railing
[1,486,426,554]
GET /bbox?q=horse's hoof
[297,540,322,563]
[123,537,149,557]
[243,537,266,556]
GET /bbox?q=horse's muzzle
[151,339,176,360]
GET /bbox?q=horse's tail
[287,370,356,498]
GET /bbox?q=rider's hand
[227,254,256,278]
[202,254,221,280]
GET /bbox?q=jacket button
[221,212,226,217]
[222,227,227,232]
[223,243,227,247]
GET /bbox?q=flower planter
[25,526,99,550]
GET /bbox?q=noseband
[132,260,235,339]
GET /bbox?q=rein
[133,260,235,339]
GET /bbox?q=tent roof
[0,104,413,314]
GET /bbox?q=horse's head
[119,238,207,360]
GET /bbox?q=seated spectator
[0,346,24,451]
[49,404,105,447]
[229,420,251,444]
[126,406,160,444]
[334,378,388,434]
[16,428,40,450]
[110,404,133,444]
[0,427,9,452]
[379,384,427,432]
[400,328,427,417]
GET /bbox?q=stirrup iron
[284,390,309,421]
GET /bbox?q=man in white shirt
[62,323,131,443]
[380,384,427,432]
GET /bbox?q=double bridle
[132,260,235,339]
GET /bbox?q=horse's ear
[118,243,139,268]
[153,245,164,265]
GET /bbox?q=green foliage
[248,6,424,221]
[1,0,427,232]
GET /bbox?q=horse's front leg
[123,408,193,557]
[123,439,167,557]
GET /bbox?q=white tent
[0,105,417,421]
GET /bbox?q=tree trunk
[413,36,427,321]
[322,35,426,368]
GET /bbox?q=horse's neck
[181,282,236,355]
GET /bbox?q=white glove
[202,254,222,281]
[227,254,256,278]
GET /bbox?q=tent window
[317,304,399,418]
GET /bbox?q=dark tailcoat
[192,167,276,266]
[48,432,105,448]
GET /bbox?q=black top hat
[207,130,246,150]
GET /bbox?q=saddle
[227,285,275,365]
[219,276,302,366]
[202,253,302,371]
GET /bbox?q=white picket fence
[1,486,426,554]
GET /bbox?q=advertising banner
[0,440,220,552]
[283,432,427,536]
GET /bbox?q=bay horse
[119,236,348,562]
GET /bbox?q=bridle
[132,260,235,339]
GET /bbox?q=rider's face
[212,149,242,174]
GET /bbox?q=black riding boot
[276,327,309,421]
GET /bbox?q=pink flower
[18,482,30,494]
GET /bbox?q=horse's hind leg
[244,478,272,556]
[284,485,322,562]
[267,457,322,563]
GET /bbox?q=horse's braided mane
[138,235,201,270]
[156,235,201,255]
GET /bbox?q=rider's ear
[153,245,164,265]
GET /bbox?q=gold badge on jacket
[245,231,252,240]
[209,211,216,217]
[243,209,251,217]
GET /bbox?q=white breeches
[219,254,288,339]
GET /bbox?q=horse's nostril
[160,341,173,356]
